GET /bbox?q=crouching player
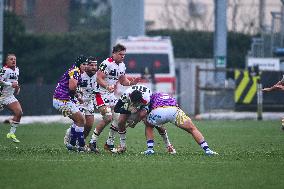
[53,55,87,152]
[114,84,176,154]
[143,92,218,156]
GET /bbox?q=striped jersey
[150,93,177,110]
[53,65,81,100]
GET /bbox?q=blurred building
[145,0,282,34]
[4,0,69,33]
[3,0,284,35]
[4,0,110,33]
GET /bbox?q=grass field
[0,120,284,189]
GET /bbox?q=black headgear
[75,55,87,67]
[130,90,143,104]
[87,56,97,64]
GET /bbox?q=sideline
[195,112,283,120]
[0,112,283,124]
[0,114,102,124]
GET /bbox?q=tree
[69,0,111,32]
[3,11,26,55]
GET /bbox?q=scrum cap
[75,55,87,67]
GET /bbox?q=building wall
[5,0,69,33]
[145,0,282,34]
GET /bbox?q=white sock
[160,130,171,147]
[90,128,99,144]
[9,121,19,134]
[118,130,126,148]
[106,124,118,145]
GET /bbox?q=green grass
[0,120,284,189]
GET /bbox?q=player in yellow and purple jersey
[142,92,218,156]
[53,55,88,152]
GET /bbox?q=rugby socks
[199,141,209,151]
[159,130,171,147]
[9,120,19,134]
[118,130,127,148]
[146,140,154,150]
[90,128,99,144]
[75,126,85,147]
[106,124,118,147]
[70,124,77,146]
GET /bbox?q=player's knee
[76,115,86,125]
[103,114,112,123]
[14,109,23,118]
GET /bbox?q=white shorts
[79,100,96,116]
[146,106,190,127]
[53,98,80,117]
[94,92,118,108]
[0,95,18,106]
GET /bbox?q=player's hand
[77,97,84,104]
[106,85,115,93]
[130,77,141,85]
[262,88,272,92]
[11,81,19,88]
[126,120,138,128]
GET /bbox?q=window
[24,0,35,16]
[124,54,170,74]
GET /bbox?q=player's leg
[6,99,22,143]
[53,98,86,151]
[142,120,155,155]
[68,110,86,151]
[116,113,130,153]
[155,126,176,154]
[104,95,119,151]
[89,105,112,152]
[175,108,218,156]
[89,93,112,152]
[104,111,119,151]
[142,108,170,155]
[84,115,94,139]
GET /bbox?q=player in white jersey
[112,84,176,154]
[63,56,100,145]
[0,54,22,143]
[262,74,284,130]
[89,44,140,152]
[78,56,99,138]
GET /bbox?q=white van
[116,36,176,95]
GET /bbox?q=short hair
[130,90,143,104]
[87,56,97,64]
[112,43,126,53]
[6,53,16,61]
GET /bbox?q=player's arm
[126,108,149,128]
[69,78,78,98]
[119,75,141,86]
[96,70,114,92]
[0,69,16,87]
[262,82,284,92]
[263,76,284,92]
[114,99,131,114]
